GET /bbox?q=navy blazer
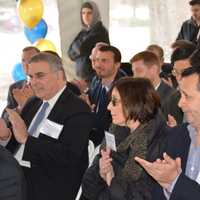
[88,69,126,146]
[154,123,200,200]
[157,81,183,124]
[6,87,93,200]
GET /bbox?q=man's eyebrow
[27,72,46,77]
[180,88,189,97]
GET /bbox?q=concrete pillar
[57,0,109,80]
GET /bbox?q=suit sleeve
[23,112,93,167]
[0,160,26,200]
[170,173,200,200]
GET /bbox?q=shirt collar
[44,85,66,109]
[155,80,161,90]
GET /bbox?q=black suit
[7,87,93,200]
[153,123,200,200]
[0,144,26,200]
[157,81,183,124]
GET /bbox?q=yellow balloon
[35,39,57,52]
[18,0,44,29]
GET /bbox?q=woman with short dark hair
[81,77,167,200]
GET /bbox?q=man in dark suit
[0,131,26,200]
[0,52,93,200]
[135,65,200,200]
[176,0,200,45]
[130,50,183,125]
[81,45,126,146]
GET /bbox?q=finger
[134,156,152,168]
[156,158,162,163]
[163,153,175,164]
[106,148,111,155]
[101,150,110,159]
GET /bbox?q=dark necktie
[28,102,49,135]
[96,86,107,114]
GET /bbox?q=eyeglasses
[172,69,185,76]
[110,96,121,106]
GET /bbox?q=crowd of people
[1,0,200,200]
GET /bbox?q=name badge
[105,131,117,151]
[40,119,63,139]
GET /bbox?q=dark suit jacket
[7,87,93,200]
[88,69,126,146]
[0,145,26,200]
[153,123,200,200]
[157,81,183,124]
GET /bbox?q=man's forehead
[180,74,199,91]
[96,51,113,57]
[28,61,50,72]
[174,59,191,69]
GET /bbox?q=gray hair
[29,52,63,72]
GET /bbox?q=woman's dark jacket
[81,110,168,200]
[68,21,110,80]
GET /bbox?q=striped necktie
[28,102,49,135]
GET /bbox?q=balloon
[24,19,47,44]
[12,63,26,81]
[35,39,57,52]
[18,0,44,29]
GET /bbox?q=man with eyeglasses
[171,43,196,85]
[0,52,93,200]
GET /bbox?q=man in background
[177,0,200,45]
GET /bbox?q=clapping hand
[99,148,115,186]
[6,108,28,144]
[135,153,182,189]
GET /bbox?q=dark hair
[171,40,196,50]
[130,51,160,68]
[181,65,200,91]
[23,46,40,53]
[181,49,200,91]
[171,44,196,65]
[190,48,200,66]
[189,0,200,6]
[99,45,121,63]
[111,77,160,123]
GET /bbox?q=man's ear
[115,62,121,70]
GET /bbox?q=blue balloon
[12,63,26,81]
[24,19,48,44]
